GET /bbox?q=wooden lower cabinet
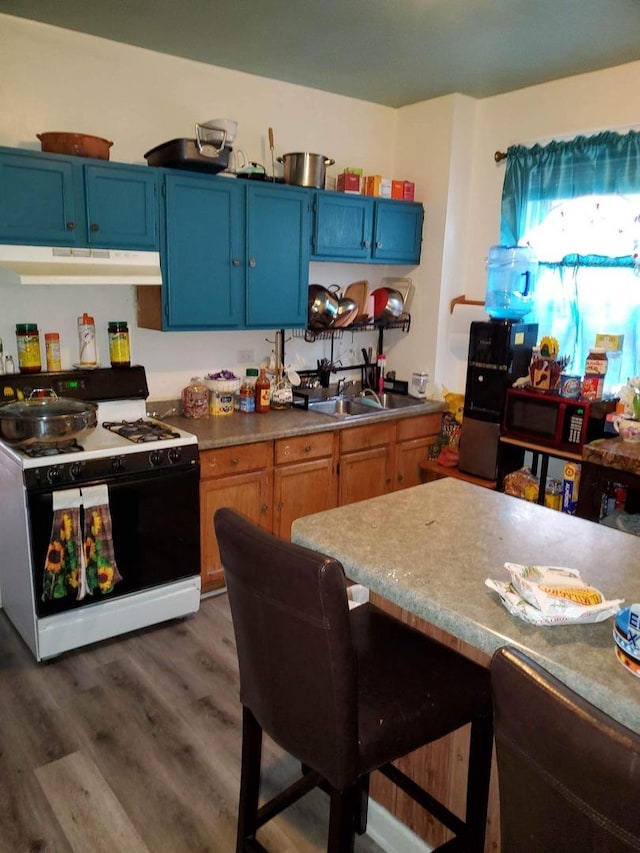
[273,432,339,539]
[339,421,396,505]
[199,413,442,591]
[395,413,442,490]
[200,442,273,591]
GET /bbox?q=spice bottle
[5,355,15,374]
[108,321,131,368]
[16,323,41,373]
[239,369,258,413]
[78,313,97,366]
[255,368,271,413]
[45,332,62,372]
[0,338,3,375]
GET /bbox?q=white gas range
[0,366,201,661]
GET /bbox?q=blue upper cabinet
[312,193,374,260]
[0,146,158,250]
[161,173,245,330]
[82,164,158,249]
[0,149,77,245]
[246,184,311,328]
[311,190,423,264]
[372,199,424,263]
[156,174,311,331]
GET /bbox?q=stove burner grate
[102,419,181,443]
[22,440,85,458]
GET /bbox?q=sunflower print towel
[43,488,84,601]
[81,484,122,596]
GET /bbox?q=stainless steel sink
[308,393,425,419]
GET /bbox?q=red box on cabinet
[403,181,415,201]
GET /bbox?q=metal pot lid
[0,394,98,420]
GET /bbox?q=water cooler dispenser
[458,247,539,480]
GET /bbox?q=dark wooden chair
[491,646,640,852]
[215,507,494,853]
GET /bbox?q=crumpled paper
[486,563,624,626]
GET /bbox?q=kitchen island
[292,478,640,849]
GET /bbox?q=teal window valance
[501,129,640,254]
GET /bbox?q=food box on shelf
[403,180,415,201]
[337,172,361,193]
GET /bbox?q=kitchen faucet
[337,378,357,397]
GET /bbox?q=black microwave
[502,388,591,450]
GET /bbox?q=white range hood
[0,244,162,285]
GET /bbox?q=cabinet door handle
[232,258,241,266]
[304,444,312,454]
[386,477,392,485]
[248,258,257,268]
[376,241,383,249]
[66,221,76,231]
[231,457,240,466]
[397,473,404,482]
[261,503,269,514]
[90,223,100,232]
[363,240,370,248]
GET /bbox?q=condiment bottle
[255,368,271,413]
[15,323,41,373]
[78,313,97,366]
[239,369,258,413]
[5,355,15,374]
[44,332,62,372]
[108,321,131,368]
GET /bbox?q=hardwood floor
[0,594,384,853]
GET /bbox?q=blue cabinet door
[246,184,311,329]
[372,200,424,263]
[312,192,374,260]
[0,149,78,245]
[162,173,244,330]
[83,164,158,249]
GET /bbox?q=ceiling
[3,0,640,107]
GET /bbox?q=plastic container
[239,369,258,413]
[207,377,241,416]
[108,321,131,368]
[44,332,62,372]
[15,323,41,373]
[78,313,97,366]
[484,246,538,320]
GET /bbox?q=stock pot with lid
[0,390,98,447]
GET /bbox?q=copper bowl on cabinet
[37,132,113,160]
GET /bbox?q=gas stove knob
[47,466,62,485]
[149,450,164,467]
[69,462,83,480]
[111,456,126,473]
[167,447,182,464]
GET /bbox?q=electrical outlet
[237,349,254,364]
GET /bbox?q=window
[500,132,640,389]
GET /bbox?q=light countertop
[291,478,640,734]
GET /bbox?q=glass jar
[44,332,62,372]
[239,369,258,413]
[108,321,131,368]
[181,378,209,419]
[16,323,41,373]
[270,368,293,410]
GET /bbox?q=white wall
[2,14,640,399]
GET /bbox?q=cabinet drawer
[200,441,272,479]
[275,431,336,464]
[340,422,396,453]
[396,413,442,442]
